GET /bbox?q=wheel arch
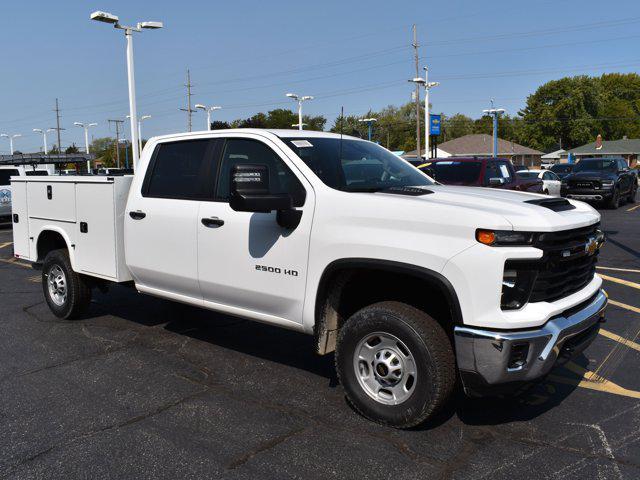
[35,228,76,269]
[314,258,463,355]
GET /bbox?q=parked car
[516,169,562,196]
[417,157,543,193]
[550,163,574,179]
[561,157,637,209]
[0,165,52,222]
[11,129,606,428]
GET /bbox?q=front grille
[529,223,600,303]
[568,179,601,189]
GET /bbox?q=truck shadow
[92,285,585,429]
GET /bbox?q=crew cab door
[197,135,314,324]
[543,171,561,196]
[617,158,632,194]
[125,138,219,301]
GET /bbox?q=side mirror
[488,177,506,186]
[229,164,302,229]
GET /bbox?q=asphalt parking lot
[0,204,639,480]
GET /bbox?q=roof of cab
[149,128,362,143]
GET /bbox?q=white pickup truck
[10,129,607,428]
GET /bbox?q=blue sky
[0,0,639,153]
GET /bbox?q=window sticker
[291,140,313,148]
[499,164,510,177]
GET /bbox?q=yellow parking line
[608,299,640,314]
[549,361,640,399]
[597,266,640,274]
[0,257,31,269]
[627,204,640,212]
[0,241,12,249]
[599,329,640,353]
[599,273,640,290]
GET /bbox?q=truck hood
[565,171,616,181]
[377,185,600,231]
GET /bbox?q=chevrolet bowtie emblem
[585,236,599,256]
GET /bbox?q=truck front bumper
[454,289,607,396]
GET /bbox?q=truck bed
[11,175,133,283]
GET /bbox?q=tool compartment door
[27,181,76,223]
[10,180,30,258]
[75,182,117,279]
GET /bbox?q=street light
[409,70,439,159]
[195,104,222,131]
[90,10,163,171]
[33,128,56,154]
[358,118,377,142]
[482,101,506,158]
[0,133,22,155]
[74,122,98,172]
[126,114,152,156]
[286,93,313,130]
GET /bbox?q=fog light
[501,263,537,310]
[508,343,529,370]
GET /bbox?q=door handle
[201,217,224,228]
[129,211,146,220]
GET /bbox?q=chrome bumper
[454,289,607,396]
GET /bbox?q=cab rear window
[0,169,19,186]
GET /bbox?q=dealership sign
[430,114,441,135]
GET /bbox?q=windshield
[574,159,617,172]
[0,169,19,186]
[421,161,482,184]
[282,137,432,192]
[516,171,540,179]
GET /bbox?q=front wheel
[42,249,92,319]
[335,301,456,428]
[628,185,637,204]
[606,188,620,209]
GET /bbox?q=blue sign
[430,114,441,136]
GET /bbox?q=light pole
[410,71,439,159]
[33,128,55,154]
[358,118,377,141]
[286,93,313,130]
[90,10,163,171]
[195,104,222,131]
[0,134,21,155]
[74,122,98,172]
[482,101,506,158]
[126,114,152,157]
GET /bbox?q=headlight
[601,180,614,189]
[476,229,535,246]
[501,265,537,310]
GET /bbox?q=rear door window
[143,139,219,200]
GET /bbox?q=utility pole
[52,98,65,152]
[412,25,421,160]
[180,69,196,132]
[482,100,506,158]
[108,119,125,168]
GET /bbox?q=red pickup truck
[416,157,543,193]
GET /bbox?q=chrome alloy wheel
[46,265,67,306]
[353,332,417,405]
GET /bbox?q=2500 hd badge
[255,264,299,276]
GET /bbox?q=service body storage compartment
[11,176,133,282]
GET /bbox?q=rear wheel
[335,301,456,428]
[42,249,92,319]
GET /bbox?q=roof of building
[432,134,543,156]
[541,149,565,160]
[565,138,640,155]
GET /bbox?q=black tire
[543,189,549,195]
[42,249,92,319]
[335,301,456,429]
[628,185,637,204]
[606,188,620,209]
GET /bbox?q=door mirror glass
[488,177,506,186]
[229,164,293,213]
